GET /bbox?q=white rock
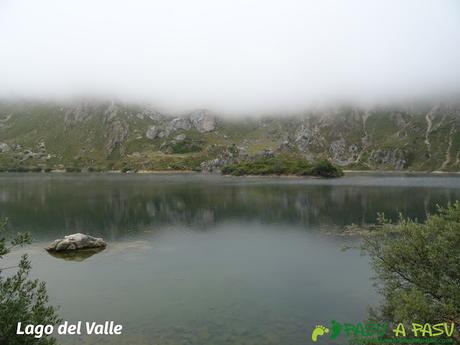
[46,233,107,252]
[167,117,192,132]
[0,143,10,153]
[146,126,158,139]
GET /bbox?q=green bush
[221,156,343,177]
[65,167,81,173]
[309,160,344,178]
[27,166,42,173]
[0,219,61,344]
[121,166,135,173]
[7,166,29,173]
[164,139,204,154]
[362,202,460,340]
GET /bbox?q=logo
[311,325,329,342]
[310,321,457,344]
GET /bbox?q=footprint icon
[311,325,329,342]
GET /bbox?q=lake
[1,173,459,345]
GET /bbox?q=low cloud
[1,0,460,113]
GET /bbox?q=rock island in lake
[46,233,107,252]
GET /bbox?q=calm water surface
[1,173,459,345]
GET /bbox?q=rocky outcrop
[46,233,107,252]
[146,126,158,140]
[200,145,243,172]
[105,120,128,154]
[190,110,216,132]
[136,109,163,121]
[294,125,324,152]
[368,149,407,170]
[0,143,10,153]
[0,100,459,172]
[329,139,361,166]
[64,102,94,126]
[166,117,192,133]
[10,142,51,162]
[174,134,186,141]
[103,102,119,123]
[159,111,216,137]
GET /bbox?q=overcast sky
[1,0,460,112]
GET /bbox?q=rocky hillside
[0,100,459,172]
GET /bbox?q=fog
[1,0,460,113]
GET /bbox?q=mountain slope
[0,100,459,172]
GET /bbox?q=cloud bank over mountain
[1,0,460,112]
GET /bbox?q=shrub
[28,166,42,173]
[164,139,204,154]
[362,202,460,341]
[221,156,343,177]
[309,160,344,178]
[65,167,81,173]
[0,219,61,344]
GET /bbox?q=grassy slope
[0,101,459,172]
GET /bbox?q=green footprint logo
[311,325,329,342]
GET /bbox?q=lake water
[1,173,459,345]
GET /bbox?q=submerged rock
[47,247,105,261]
[46,233,107,252]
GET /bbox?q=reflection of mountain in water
[0,175,458,240]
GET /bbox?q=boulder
[0,143,10,153]
[146,126,158,139]
[46,233,107,252]
[166,117,192,132]
[174,134,186,141]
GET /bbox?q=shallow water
[1,173,459,345]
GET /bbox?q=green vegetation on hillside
[221,157,343,177]
[0,101,459,173]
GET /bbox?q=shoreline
[0,169,459,176]
[343,170,460,175]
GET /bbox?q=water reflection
[46,247,106,262]
[1,173,459,345]
[0,173,458,241]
